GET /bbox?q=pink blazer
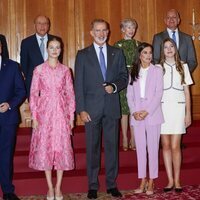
[127,64,164,126]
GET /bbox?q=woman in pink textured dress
[29,37,75,200]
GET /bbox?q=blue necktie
[172,31,177,45]
[99,47,106,80]
[40,37,45,59]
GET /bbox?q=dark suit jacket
[152,30,197,72]
[75,44,128,120]
[0,34,9,59]
[20,34,63,96]
[0,59,26,125]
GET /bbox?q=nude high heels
[134,181,148,194]
[122,139,128,151]
[47,189,54,200]
[129,141,136,151]
[146,183,154,195]
[55,196,63,200]
[55,188,63,200]
[46,195,54,200]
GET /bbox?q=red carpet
[0,185,200,199]
[1,121,200,196]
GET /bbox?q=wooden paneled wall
[0,0,200,126]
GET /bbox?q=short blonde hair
[120,18,138,30]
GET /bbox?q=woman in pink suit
[29,37,75,200]
[127,43,164,195]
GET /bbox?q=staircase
[1,121,200,196]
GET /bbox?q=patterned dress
[114,39,141,114]
[29,61,75,171]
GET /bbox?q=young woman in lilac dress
[29,37,75,200]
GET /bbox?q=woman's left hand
[139,110,148,120]
[185,114,192,128]
[70,120,74,130]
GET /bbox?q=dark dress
[114,39,141,114]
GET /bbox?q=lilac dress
[29,61,75,171]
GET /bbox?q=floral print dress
[29,61,75,171]
[114,39,140,115]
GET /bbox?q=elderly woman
[114,18,141,151]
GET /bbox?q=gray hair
[120,18,138,30]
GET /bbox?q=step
[15,123,200,151]
[14,149,137,173]
[14,141,200,174]
[9,163,200,196]
[4,121,200,196]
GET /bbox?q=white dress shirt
[139,66,149,98]
[167,28,179,48]
[93,42,107,68]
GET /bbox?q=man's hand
[0,102,10,113]
[80,111,91,123]
[103,82,115,94]
[104,85,113,94]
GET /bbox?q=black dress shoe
[3,193,20,200]
[87,189,97,199]
[107,187,122,197]
[175,187,183,193]
[163,186,174,192]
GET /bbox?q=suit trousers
[134,122,160,179]
[85,115,119,190]
[0,124,17,193]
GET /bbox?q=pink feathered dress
[29,61,75,171]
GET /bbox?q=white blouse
[139,66,149,98]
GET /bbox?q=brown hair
[160,38,185,84]
[130,42,153,84]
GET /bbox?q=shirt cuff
[111,83,117,93]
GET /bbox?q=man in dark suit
[75,19,128,199]
[0,34,9,59]
[20,15,63,97]
[153,9,197,72]
[0,39,26,200]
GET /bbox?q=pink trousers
[134,122,161,179]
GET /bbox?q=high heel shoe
[47,189,54,200]
[47,196,54,200]
[134,181,148,194]
[122,139,128,151]
[163,186,174,192]
[54,188,63,200]
[146,183,154,195]
[174,187,183,193]
[55,196,63,200]
[129,141,136,151]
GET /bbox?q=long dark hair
[160,38,185,84]
[130,42,153,85]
